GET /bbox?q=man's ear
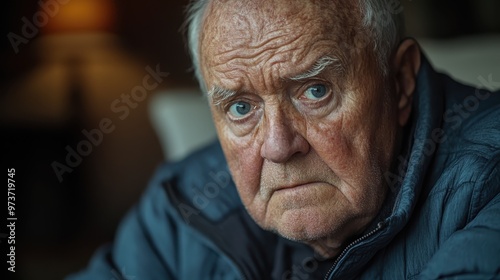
[392,38,421,127]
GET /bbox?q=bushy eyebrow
[207,85,238,107]
[207,55,343,106]
[288,55,344,81]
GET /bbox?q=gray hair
[185,0,406,92]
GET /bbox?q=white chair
[419,35,500,90]
[149,88,217,161]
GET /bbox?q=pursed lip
[274,181,320,192]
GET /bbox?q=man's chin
[258,207,348,257]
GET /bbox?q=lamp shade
[42,0,117,34]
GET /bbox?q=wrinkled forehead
[200,0,362,68]
[202,1,348,40]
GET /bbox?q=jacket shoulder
[158,140,242,222]
[67,140,242,280]
[432,77,500,192]
[416,83,500,278]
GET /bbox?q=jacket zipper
[323,221,386,280]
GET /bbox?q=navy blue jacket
[68,57,500,279]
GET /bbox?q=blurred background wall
[0,0,498,279]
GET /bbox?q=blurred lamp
[41,0,116,34]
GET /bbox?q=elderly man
[69,0,500,279]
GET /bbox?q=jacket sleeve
[66,166,179,280]
[418,160,500,279]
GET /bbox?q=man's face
[200,0,400,256]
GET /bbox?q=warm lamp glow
[42,0,116,34]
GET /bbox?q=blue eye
[228,101,252,117]
[304,84,328,100]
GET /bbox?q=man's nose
[260,111,310,163]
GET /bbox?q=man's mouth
[274,182,327,196]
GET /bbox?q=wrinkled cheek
[309,121,356,177]
[308,118,379,201]
[220,134,263,205]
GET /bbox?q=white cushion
[419,35,500,91]
[149,89,217,161]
